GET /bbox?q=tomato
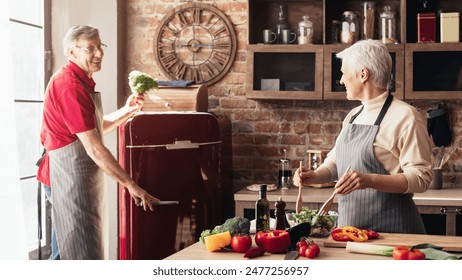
[255,231,267,248]
[304,242,320,259]
[231,235,252,253]
[296,240,308,249]
[299,245,308,257]
[392,245,425,260]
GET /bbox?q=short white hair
[336,39,392,88]
[62,25,100,57]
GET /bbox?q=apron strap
[37,181,42,260]
[349,106,364,123]
[348,93,394,125]
[374,93,394,126]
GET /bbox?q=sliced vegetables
[330,226,380,242]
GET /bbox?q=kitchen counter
[164,238,390,260]
[234,186,462,235]
[165,232,462,260]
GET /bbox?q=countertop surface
[234,185,462,207]
[165,238,389,260]
[165,233,462,260]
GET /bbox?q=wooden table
[234,186,462,235]
[165,237,390,260]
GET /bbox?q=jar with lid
[361,1,376,39]
[341,11,359,44]
[298,15,313,44]
[380,5,397,44]
[330,20,341,44]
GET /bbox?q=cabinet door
[245,44,323,100]
[405,43,462,99]
[323,44,404,100]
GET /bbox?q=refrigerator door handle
[166,140,199,150]
[138,201,179,207]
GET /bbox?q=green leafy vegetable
[128,70,158,94]
[199,217,251,243]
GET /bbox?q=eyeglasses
[74,43,107,55]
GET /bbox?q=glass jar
[361,1,376,39]
[341,11,359,44]
[380,5,397,44]
[298,15,313,44]
[330,20,341,44]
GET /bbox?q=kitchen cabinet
[246,0,462,101]
[323,44,404,100]
[234,186,462,236]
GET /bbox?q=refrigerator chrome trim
[126,140,222,149]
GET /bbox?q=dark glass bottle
[275,5,288,44]
[255,184,270,232]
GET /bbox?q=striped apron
[49,92,105,259]
[336,93,426,234]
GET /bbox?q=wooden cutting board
[324,232,462,252]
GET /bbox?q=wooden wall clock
[153,3,237,86]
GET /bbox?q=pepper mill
[274,197,286,230]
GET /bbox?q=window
[9,0,51,259]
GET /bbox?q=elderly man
[37,25,159,259]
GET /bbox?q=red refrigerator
[118,112,222,260]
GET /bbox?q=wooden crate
[142,84,208,112]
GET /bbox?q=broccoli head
[217,217,251,236]
[199,217,251,243]
[128,70,158,94]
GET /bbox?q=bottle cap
[259,184,267,191]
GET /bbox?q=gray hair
[336,39,392,89]
[62,25,100,57]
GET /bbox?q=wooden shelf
[246,0,462,101]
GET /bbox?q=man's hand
[125,92,145,115]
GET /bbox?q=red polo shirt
[37,61,98,186]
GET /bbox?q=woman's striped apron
[336,93,426,234]
[49,91,105,259]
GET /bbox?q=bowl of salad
[289,207,338,237]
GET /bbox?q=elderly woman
[294,39,433,234]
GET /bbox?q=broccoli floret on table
[217,217,251,236]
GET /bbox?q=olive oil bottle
[255,184,270,232]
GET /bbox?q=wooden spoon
[296,161,303,214]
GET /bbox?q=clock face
[154,3,237,86]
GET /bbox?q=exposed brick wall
[122,0,462,197]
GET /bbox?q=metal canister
[440,12,460,43]
[417,12,436,42]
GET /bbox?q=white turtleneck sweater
[321,92,433,193]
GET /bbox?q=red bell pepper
[392,245,426,260]
[255,230,291,254]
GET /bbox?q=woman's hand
[335,170,370,195]
[293,166,317,187]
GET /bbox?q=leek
[345,241,394,257]
[346,242,462,260]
